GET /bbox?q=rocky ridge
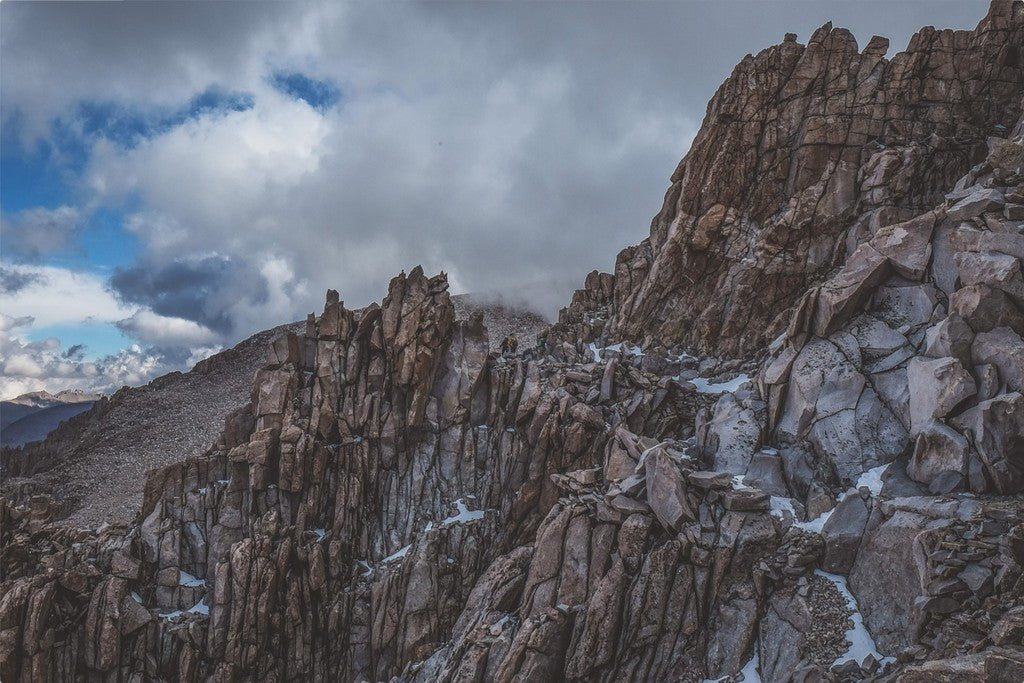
[559,0,1024,356]
[2,3,1024,682]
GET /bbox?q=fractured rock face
[594,3,1024,356]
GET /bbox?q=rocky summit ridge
[2,2,1024,682]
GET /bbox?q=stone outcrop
[576,0,1024,356]
[762,124,1024,502]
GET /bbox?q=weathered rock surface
[571,0,1024,356]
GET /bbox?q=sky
[0,0,992,400]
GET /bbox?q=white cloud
[3,352,45,378]
[0,313,189,400]
[0,205,81,258]
[116,310,220,347]
[0,263,135,327]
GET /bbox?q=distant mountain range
[0,389,101,447]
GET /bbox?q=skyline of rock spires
[3,1,1024,681]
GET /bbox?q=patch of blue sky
[75,207,141,271]
[74,85,255,149]
[269,71,342,111]
[1,121,74,212]
[25,322,136,360]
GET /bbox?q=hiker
[500,335,519,355]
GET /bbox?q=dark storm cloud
[0,267,45,294]
[110,256,268,334]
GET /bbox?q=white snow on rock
[440,498,486,527]
[855,464,889,496]
[769,496,796,520]
[188,599,210,616]
[588,342,602,363]
[178,570,205,587]
[313,528,326,541]
[161,598,211,620]
[690,373,750,395]
[815,570,894,668]
[794,507,834,533]
[383,544,411,563]
[130,591,144,604]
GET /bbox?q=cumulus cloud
[0,263,134,328]
[0,313,200,400]
[115,310,220,348]
[0,206,81,260]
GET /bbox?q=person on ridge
[500,335,519,355]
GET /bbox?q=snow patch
[769,496,796,519]
[131,591,144,604]
[856,464,889,496]
[313,528,326,541]
[178,570,205,587]
[383,544,411,563]
[440,498,486,527]
[188,599,210,616]
[690,373,750,394]
[793,507,834,533]
[814,570,894,668]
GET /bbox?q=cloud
[0,206,81,259]
[116,310,220,348]
[0,313,204,400]
[0,267,44,294]
[0,263,134,328]
[109,255,259,333]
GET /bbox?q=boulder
[820,492,870,573]
[906,357,977,435]
[955,250,1024,303]
[907,422,970,486]
[951,392,1024,494]
[644,448,695,532]
[946,188,1005,222]
[950,284,1024,335]
[813,244,891,337]
[923,315,974,366]
[971,327,1024,393]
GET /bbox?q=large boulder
[906,357,977,435]
[950,392,1024,494]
